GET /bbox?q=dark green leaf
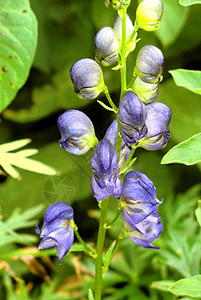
[0,0,37,112]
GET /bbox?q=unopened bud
[132,76,159,104]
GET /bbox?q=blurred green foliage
[0,0,201,299]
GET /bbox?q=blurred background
[0,0,201,299]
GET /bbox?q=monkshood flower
[121,171,162,232]
[94,27,120,67]
[70,59,105,100]
[126,211,163,249]
[57,110,98,155]
[104,119,131,166]
[136,0,163,32]
[132,76,159,104]
[135,45,164,84]
[91,139,122,201]
[140,102,171,150]
[113,14,136,53]
[118,91,147,145]
[36,202,74,263]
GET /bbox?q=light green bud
[136,0,163,32]
[132,76,159,104]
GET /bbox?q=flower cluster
[36,0,168,262]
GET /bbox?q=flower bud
[57,110,98,155]
[121,171,161,231]
[94,27,120,67]
[140,102,171,150]
[118,91,147,145]
[113,14,135,45]
[135,45,164,84]
[132,76,159,104]
[108,0,131,10]
[136,0,163,32]
[91,139,122,201]
[70,59,105,99]
[36,202,74,263]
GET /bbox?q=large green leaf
[161,133,201,166]
[179,0,201,6]
[155,0,189,47]
[170,69,201,95]
[169,275,201,298]
[0,0,37,112]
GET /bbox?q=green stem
[94,198,109,300]
[103,86,118,113]
[74,224,96,257]
[120,8,127,99]
[120,146,137,173]
[106,202,123,228]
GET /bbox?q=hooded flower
[121,171,163,248]
[94,27,120,66]
[140,102,171,150]
[118,91,147,145]
[91,139,122,201]
[36,202,74,263]
[70,58,105,99]
[57,110,98,155]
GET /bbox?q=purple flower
[135,45,164,84]
[94,27,120,66]
[118,91,147,145]
[57,110,98,155]
[121,171,163,248]
[70,59,105,100]
[128,211,163,249]
[121,171,161,231]
[36,202,74,263]
[140,102,171,150]
[91,139,122,201]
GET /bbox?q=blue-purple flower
[118,91,148,145]
[121,171,163,248]
[94,27,120,66]
[91,139,122,201]
[70,58,105,100]
[57,110,98,155]
[140,102,171,150]
[36,202,74,263]
[135,45,164,84]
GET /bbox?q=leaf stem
[74,223,96,257]
[120,8,127,99]
[103,86,118,113]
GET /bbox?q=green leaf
[169,69,201,94]
[103,241,116,266]
[195,200,201,226]
[88,289,95,300]
[179,0,201,6]
[0,0,37,112]
[155,0,189,47]
[150,280,175,292]
[169,275,201,298]
[161,133,201,166]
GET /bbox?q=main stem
[120,8,127,99]
[94,198,109,300]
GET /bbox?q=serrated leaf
[169,69,201,94]
[179,0,201,6]
[161,133,201,166]
[0,0,37,112]
[169,275,201,298]
[155,0,189,47]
